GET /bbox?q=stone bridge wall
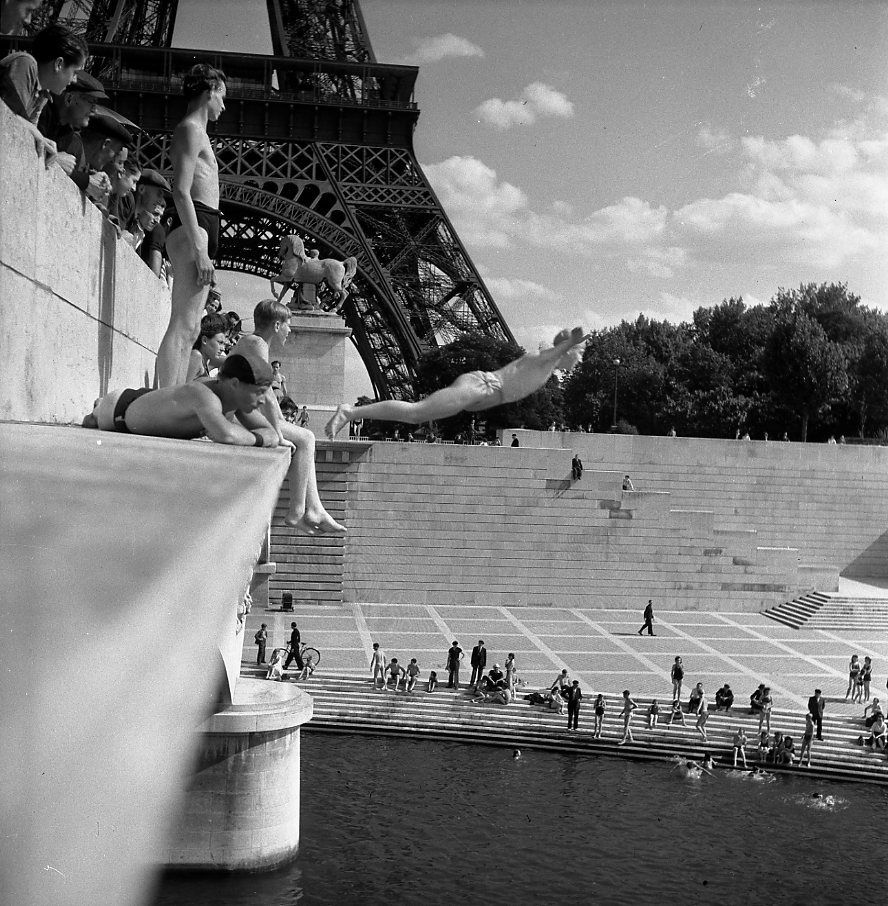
[0,102,168,423]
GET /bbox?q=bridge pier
[165,679,313,871]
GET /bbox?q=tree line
[356,282,888,443]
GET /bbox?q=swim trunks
[461,369,505,411]
[167,199,221,259]
[112,387,153,433]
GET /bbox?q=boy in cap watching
[107,156,141,227]
[81,111,132,191]
[125,168,170,275]
[82,349,281,448]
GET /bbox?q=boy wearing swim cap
[82,350,280,446]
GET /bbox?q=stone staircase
[763,591,888,630]
[269,447,351,605]
[240,667,888,785]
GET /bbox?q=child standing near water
[593,694,606,738]
[618,691,638,744]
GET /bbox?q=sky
[175,0,888,398]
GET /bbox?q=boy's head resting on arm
[219,351,273,392]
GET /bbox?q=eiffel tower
[17,0,515,399]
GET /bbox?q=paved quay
[242,590,888,783]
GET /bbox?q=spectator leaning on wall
[37,70,110,200]
[0,24,88,161]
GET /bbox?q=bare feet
[325,403,353,439]
[552,326,587,352]
[307,508,346,534]
[285,509,346,535]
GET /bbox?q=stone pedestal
[164,679,313,871]
[277,312,352,438]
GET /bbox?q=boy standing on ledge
[156,63,227,387]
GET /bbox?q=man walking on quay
[808,688,825,741]
[446,641,463,689]
[156,62,227,386]
[470,640,488,688]
[638,599,655,636]
[283,621,304,672]
[566,679,583,731]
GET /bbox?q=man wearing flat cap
[37,69,110,199]
[81,110,132,172]
[126,167,171,276]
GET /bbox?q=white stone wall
[0,102,169,423]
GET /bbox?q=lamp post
[610,358,621,432]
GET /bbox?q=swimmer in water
[671,755,712,778]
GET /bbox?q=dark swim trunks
[112,387,153,433]
[167,199,221,258]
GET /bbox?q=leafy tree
[563,321,669,433]
[848,316,888,438]
[764,308,848,441]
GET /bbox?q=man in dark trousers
[566,679,583,730]
[446,640,463,689]
[470,640,488,688]
[283,621,304,671]
[808,688,825,740]
[638,600,655,636]
[571,453,583,481]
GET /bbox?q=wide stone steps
[241,668,888,785]
[764,591,888,629]
[270,451,348,605]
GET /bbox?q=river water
[153,734,887,906]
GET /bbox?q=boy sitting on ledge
[82,350,281,448]
[229,299,345,535]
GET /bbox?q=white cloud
[425,156,676,265]
[626,246,687,279]
[427,96,888,288]
[424,155,527,248]
[396,33,484,66]
[637,291,700,325]
[484,277,561,304]
[474,81,574,130]
[696,124,735,154]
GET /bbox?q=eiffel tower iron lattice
[17,0,515,399]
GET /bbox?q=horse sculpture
[270,235,358,314]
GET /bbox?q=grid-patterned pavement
[243,602,888,716]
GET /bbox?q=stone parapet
[0,102,169,423]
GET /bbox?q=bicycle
[286,641,321,671]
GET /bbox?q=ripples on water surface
[154,734,887,906]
